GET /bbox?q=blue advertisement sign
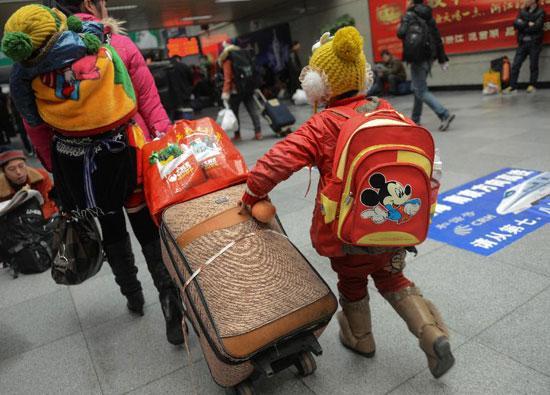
[429,168,550,256]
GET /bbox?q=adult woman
[10,0,183,345]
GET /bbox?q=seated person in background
[368,50,407,96]
[0,149,58,219]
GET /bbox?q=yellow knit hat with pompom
[308,26,366,99]
[2,5,67,62]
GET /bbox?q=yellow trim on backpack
[335,119,411,179]
[356,232,420,246]
[396,151,432,176]
[320,193,338,224]
[430,202,437,217]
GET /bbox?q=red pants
[330,251,412,302]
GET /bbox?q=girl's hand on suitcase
[238,201,252,215]
[241,187,263,211]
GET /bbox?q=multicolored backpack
[320,108,437,247]
[31,44,136,135]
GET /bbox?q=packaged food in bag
[143,117,248,221]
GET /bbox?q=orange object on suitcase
[143,118,248,221]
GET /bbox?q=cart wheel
[295,351,317,377]
[233,380,255,395]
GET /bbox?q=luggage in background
[490,56,511,90]
[160,184,337,393]
[483,70,501,95]
[0,189,56,278]
[253,89,295,136]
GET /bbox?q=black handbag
[51,215,104,285]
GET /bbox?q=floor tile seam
[383,375,418,395]
[466,337,550,379]
[0,286,65,313]
[78,299,160,333]
[496,256,550,279]
[120,365,187,395]
[404,241,447,263]
[69,289,106,395]
[470,284,550,340]
[0,328,83,365]
[299,376,319,395]
[382,337,474,395]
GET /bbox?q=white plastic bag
[216,103,239,134]
[292,89,308,105]
[482,82,499,95]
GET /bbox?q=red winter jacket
[25,14,171,171]
[247,95,394,257]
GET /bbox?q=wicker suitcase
[160,184,337,392]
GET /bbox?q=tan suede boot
[337,294,376,357]
[384,286,455,378]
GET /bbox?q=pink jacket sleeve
[119,36,171,136]
[24,120,55,172]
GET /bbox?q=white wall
[203,0,550,87]
[430,47,550,86]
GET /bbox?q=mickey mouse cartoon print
[360,173,421,224]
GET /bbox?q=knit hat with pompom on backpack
[1,4,100,63]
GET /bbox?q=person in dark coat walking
[397,0,455,131]
[503,0,546,94]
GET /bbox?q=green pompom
[1,31,34,62]
[67,15,83,32]
[81,33,101,54]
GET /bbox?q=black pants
[99,206,159,247]
[368,74,404,96]
[229,93,262,135]
[52,130,174,296]
[510,42,542,88]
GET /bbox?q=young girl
[241,27,454,378]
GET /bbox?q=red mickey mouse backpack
[320,107,439,247]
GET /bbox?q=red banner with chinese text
[369,0,550,62]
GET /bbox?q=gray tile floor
[1,90,549,394]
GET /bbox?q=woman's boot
[337,293,376,357]
[103,234,145,316]
[384,285,455,378]
[142,239,184,345]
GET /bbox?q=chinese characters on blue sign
[429,168,550,256]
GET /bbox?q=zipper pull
[345,192,353,205]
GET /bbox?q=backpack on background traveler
[490,56,511,89]
[402,13,434,63]
[0,189,57,278]
[319,107,436,247]
[229,49,257,96]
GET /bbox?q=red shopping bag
[143,117,248,222]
